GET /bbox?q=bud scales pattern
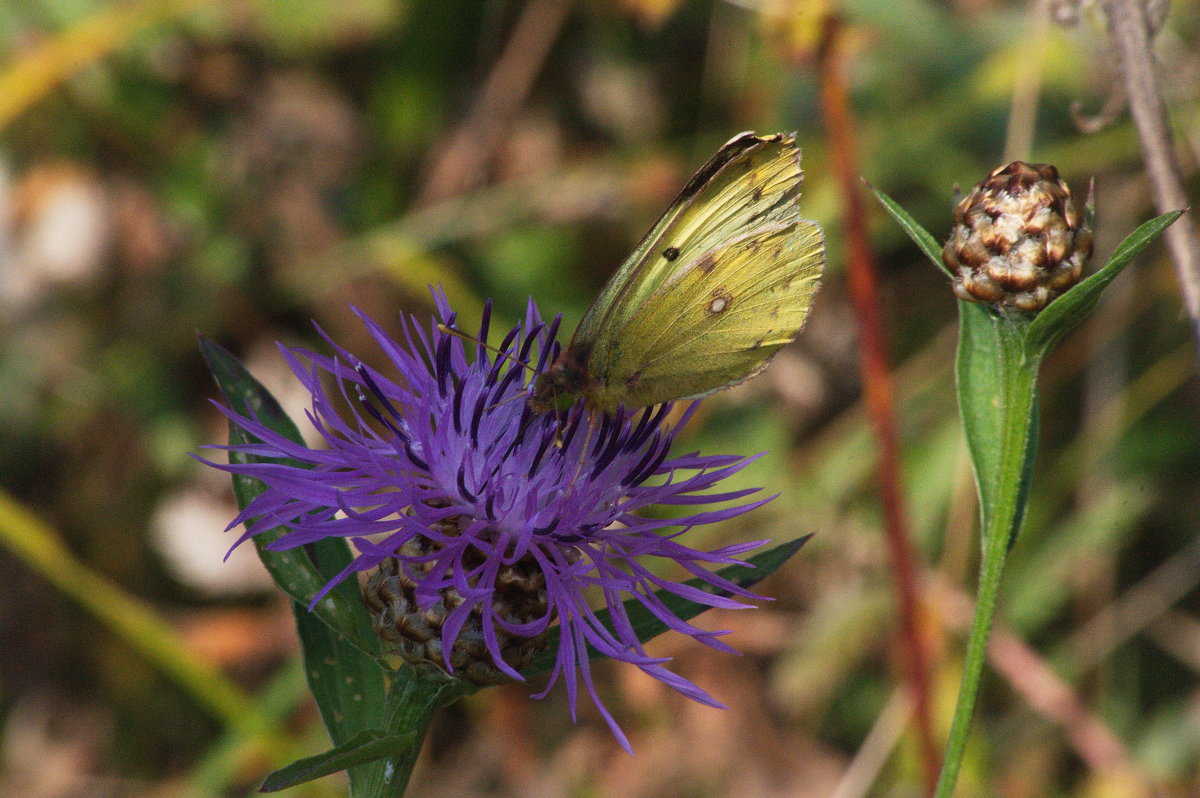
[363,528,551,686]
[943,161,1092,312]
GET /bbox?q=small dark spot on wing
[697,254,717,273]
[663,246,680,261]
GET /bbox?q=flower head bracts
[200,290,773,750]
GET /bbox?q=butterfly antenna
[437,323,538,376]
[485,389,533,413]
[436,323,537,412]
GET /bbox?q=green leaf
[199,337,377,654]
[292,541,393,795]
[259,730,416,793]
[954,302,1040,547]
[938,295,1043,798]
[202,337,404,795]
[954,302,1007,524]
[868,183,951,275]
[1083,177,1096,231]
[1024,210,1183,361]
[523,536,811,677]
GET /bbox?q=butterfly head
[529,342,594,414]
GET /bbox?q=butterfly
[529,132,825,416]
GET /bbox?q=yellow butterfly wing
[584,218,824,412]
[574,132,805,366]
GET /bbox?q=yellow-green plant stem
[0,489,278,744]
[373,670,472,797]
[0,0,212,133]
[931,487,1019,797]
[934,314,1039,798]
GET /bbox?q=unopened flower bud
[363,530,550,686]
[943,162,1092,312]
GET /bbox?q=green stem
[358,670,470,798]
[934,314,1039,798]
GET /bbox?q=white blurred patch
[767,349,828,416]
[243,336,324,447]
[0,694,114,798]
[151,486,275,598]
[0,159,110,309]
[579,58,663,141]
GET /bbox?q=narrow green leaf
[200,335,306,445]
[954,302,1007,526]
[1012,396,1039,548]
[867,183,951,275]
[1024,210,1183,360]
[202,337,400,795]
[200,337,377,654]
[259,730,416,793]
[523,536,811,677]
[1083,177,1095,231]
[293,541,392,795]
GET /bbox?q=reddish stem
[816,15,941,790]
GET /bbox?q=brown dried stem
[417,0,573,205]
[1100,0,1200,334]
[816,15,941,791]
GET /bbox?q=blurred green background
[0,0,1197,796]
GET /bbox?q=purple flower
[202,291,773,750]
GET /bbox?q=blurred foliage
[0,0,1197,796]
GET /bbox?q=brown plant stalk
[1099,0,1200,336]
[816,15,941,791]
[417,0,573,205]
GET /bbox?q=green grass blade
[260,730,416,793]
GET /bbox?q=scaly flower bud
[943,162,1092,312]
[363,534,550,686]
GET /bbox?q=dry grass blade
[0,0,211,133]
[417,0,574,204]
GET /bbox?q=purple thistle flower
[200,290,774,751]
